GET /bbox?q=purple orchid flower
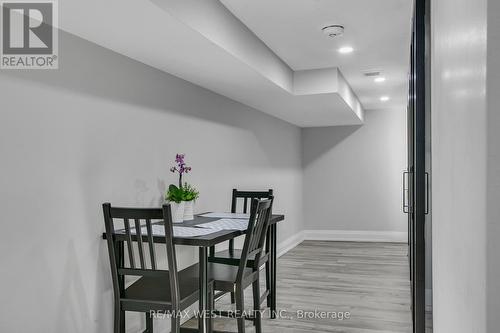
[170,153,192,187]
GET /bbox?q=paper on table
[128,225,219,237]
[200,212,250,219]
[172,226,219,237]
[196,218,249,231]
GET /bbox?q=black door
[405,0,428,332]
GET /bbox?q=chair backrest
[102,203,180,307]
[237,197,274,280]
[231,189,273,214]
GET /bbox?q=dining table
[102,212,285,333]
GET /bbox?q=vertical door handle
[425,172,429,214]
[403,171,410,213]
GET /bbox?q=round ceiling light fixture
[322,25,345,38]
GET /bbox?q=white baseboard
[277,232,305,258]
[302,229,408,243]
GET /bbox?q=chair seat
[122,264,200,311]
[208,249,269,267]
[182,262,256,292]
[211,262,257,291]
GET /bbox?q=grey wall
[487,0,500,330]
[302,108,407,234]
[431,0,488,331]
[0,32,303,333]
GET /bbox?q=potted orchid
[180,182,199,220]
[166,154,199,222]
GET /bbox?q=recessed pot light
[380,96,390,102]
[338,46,354,54]
[374,77,386,83]
[363,70,381,77]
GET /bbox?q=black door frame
[408,0,428,332]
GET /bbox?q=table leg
[199,247,209,333]
[270,224,277,319]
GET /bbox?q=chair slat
[134,219,146,269]
[145,219,156,270]
[243,197,248,213]
[118,268,169,277]
[123,218,136,268]
[110,206,163,220]
[233,190,274,198]
[249,211,264,252]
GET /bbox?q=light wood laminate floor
[184,240,412,332]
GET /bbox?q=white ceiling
[220,0,413,111]
[57,0,412,127]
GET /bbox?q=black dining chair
[208,197,274,333]
[103,203,212,333]
[209,189,273,306]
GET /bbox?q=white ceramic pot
[183,200,195,220]
[170,201,185,223]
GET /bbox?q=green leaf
[166,184,184,203]
[181,182,199,201]
[165,183,200,203]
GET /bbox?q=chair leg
[171,315,180,333]
[230,292,236,304]
[228,239,236,304]
[265,228,272,308]
[120,312,125,333]
[208,283,214,333]
[235,286,245,333]
[210,285,215,311]
[265,261,271,308]
[145,312,153,333]
[252,277,262,333]
[113,303,124,333]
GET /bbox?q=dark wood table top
[102,213,284,247]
